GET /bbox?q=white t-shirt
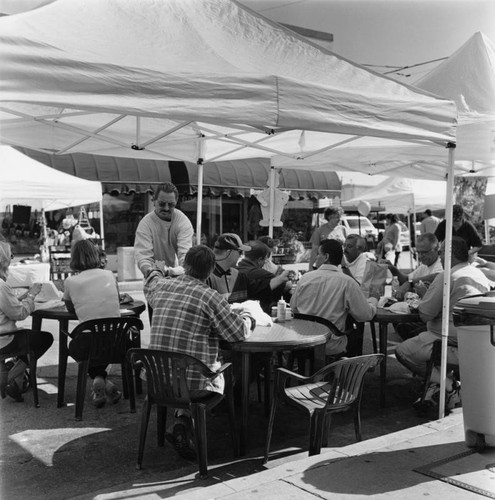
[408,258,443,281]
[63,268,120,322]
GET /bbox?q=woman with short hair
[63,240,122,408]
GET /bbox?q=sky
[241,0,495,82]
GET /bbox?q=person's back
[420,210,440,235]
[63,268,120,322]
[291,239,376,356]
[63,240,122,408]
[145,245,253,394]
[143,245,254,460]
[419,261,490,340]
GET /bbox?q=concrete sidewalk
[172,411,494,500]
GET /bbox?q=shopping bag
[360,260,388,298]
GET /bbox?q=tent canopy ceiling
[0,147,101,211]
[0,0,456,178]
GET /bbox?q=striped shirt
[144,274,248,393]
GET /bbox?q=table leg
[239,351,250,457]
[379,322,388,407]
[57,319,69,408]
[313,344,326,371]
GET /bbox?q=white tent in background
[343,177,447,214]
[415,31,495,175]
[0,147,102,212]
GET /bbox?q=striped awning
[16,148,341,199]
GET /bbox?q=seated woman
[0,241,53,402]
[63,240,122,408]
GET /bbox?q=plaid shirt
[144,274,248,393]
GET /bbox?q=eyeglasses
[156,201,176,209]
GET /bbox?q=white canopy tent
[0,0,458,416]
[343,177,447,214]
[0,146,102,212]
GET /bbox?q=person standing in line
[308,207,347,270]
[63,240,122,408]
[134,182,194,320]
[419,209,440,235]
[434,204,482,257]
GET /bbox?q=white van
[341,215,379,243]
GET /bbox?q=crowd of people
[0,182,491,459]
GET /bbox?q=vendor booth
[0,147,102,286]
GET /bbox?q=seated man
[206,233,253,304]
[144,245,255,459]
[237,240,291,314]
[291,239,378,357]
[395,236,490,413]
[342,234,373,285]
[385,233,443,293]
[386,233,444,340]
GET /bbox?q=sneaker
[91,377,106,408]
[166,417,196,460]
[105,379,122,404]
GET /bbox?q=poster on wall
[454,176,487,236]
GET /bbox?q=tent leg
[439,145,456,419]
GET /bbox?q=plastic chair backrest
[127,348,216,407]
[293,312,345,337]
[320,354,384,407]
[70,316,143,365]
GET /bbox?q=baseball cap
[214,233,251,252]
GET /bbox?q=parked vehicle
[341,215,379,244]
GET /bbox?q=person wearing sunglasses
[134,182,194,322]
[385,233,443,298]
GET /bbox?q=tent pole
[196,159,203,245]
[99,198,105,250]
[438,144,456,419]
[268,166,275,238]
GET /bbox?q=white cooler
[454,295,495,448]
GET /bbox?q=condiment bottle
[277,299,286,322]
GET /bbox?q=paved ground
[0,284,438,500]
[1,251,439,499]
